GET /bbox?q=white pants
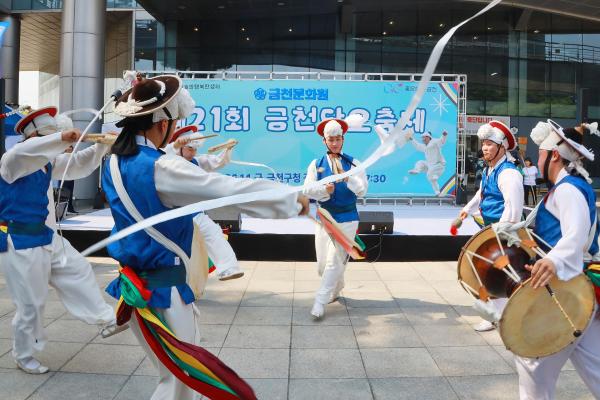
[195,213,237,274]
[412,160,445,194]
[314,221,359,305]
[515,308,600,400]
[0,234,114,361]
[130,288,199,400]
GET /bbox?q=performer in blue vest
[513,120,600,399]
[460,120,524,332]
[104,75,309,400]
[0,107,120,374]
[303,116,368,319]
[166,124,243,281]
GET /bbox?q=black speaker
[206,209,242,233]
[358,211,394,234]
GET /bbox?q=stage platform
[59,204,479,262]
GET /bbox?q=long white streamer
[229,160,281,181]
[81,0,502,257]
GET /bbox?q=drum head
[457,227,535,299]
[499,275,596,358]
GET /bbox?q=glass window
[520,59,550,117]
[550,62,578,118]
[135,19,157,70]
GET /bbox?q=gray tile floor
[0,259,594,400]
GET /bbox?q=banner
[179,79,458,196]
[465,115,510,136]
[0,21,9,48]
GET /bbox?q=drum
[500,274,596,358]
[457,226,535,300]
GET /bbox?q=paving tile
[492,345,516,372]
[555,370,597,400]
[401,305,463,326]
[413,325,488,347]
[199,290,244,306]
[361,348,442,378]
[61,344,145,375]
[292,325,357,349]
[133,356,157,376]
[44,319,100,343]
[370,377,459,400]
[218,348,290,379]
[354,324,422,348]
[292,304,350,326]
[232,307,292,326]
[245,378,288,400]
[28,372,127,400]
[196,324,231,348]
[251,269,295,281]
[290,349,366,378]
[344,291,397,308]
[289,378,373,400]
[113,376,157,400]
[344,269,381,281]
[194,305,239,325]
[92,327,138,346]
[347,307,410,326]
[447,374,519,400]
[394,292,449,307]
[223,325,290,349]
[241,291,294,307]
[385,280,436,293]
[428,346,514,376]
[0,341,85,372]
[0,369,51,400]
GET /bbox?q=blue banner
[182,79,458,196]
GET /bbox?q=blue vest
[316,154,359,223]
[102,146,196,308]
[0,163,54,252]
[480,159,518,226]
[534,175,600,258]
[190,158,199,167]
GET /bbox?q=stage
[59,204,479,261]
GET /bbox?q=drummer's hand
[297,194,310,216]
[325,183,335,194]
[526,258,557,289]
[61,129,81,143]
[174,137,192,150]
[459,211,468,220]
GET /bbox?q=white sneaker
[218,267,244,281]
[16,357,49,374]
[100,322,130,338]
[474,320,497,332]
[310,301,325,319]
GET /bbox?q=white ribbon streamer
[81,0,502,257]
[229,160,281,182]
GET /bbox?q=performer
[513,120,600,399]
[408,130,448,195]
[103,75,309,400]
[0,107,121,374]
[304,117,368,319]
[459,120,524,331]
[166,125,242,281]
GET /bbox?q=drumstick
[82,134,117,145]
[187,134,218,142]
[544,285,582,337]
[208,139,238,154]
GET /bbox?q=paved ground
[0,259,594,400]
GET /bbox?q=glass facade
[138,4,600,121]
[10,0,138,10]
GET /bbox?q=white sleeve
[195,148,231,172]
[163,143,178,155]
[154,154,301,219]
[0,132,70,183]
[462,187,482,216]
[346,158,368,197]
[302,159,330,201]
[51,144,110,180]
[545,184,591,280]
[411,140,426,152]
[497,168,524,223]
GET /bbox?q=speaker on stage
[206,209,242,233]
[358,211,394,234]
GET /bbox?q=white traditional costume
[303,116,368,319]
[513,120,600,400]
[0,107,117,374]
[103,75,303,400]
[408,131,448,195]
[461,120,524,331]
[165,125,241,281]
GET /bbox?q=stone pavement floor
[0,259,594,400]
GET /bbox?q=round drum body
[457,226,534,299]
[500,275,596,358]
